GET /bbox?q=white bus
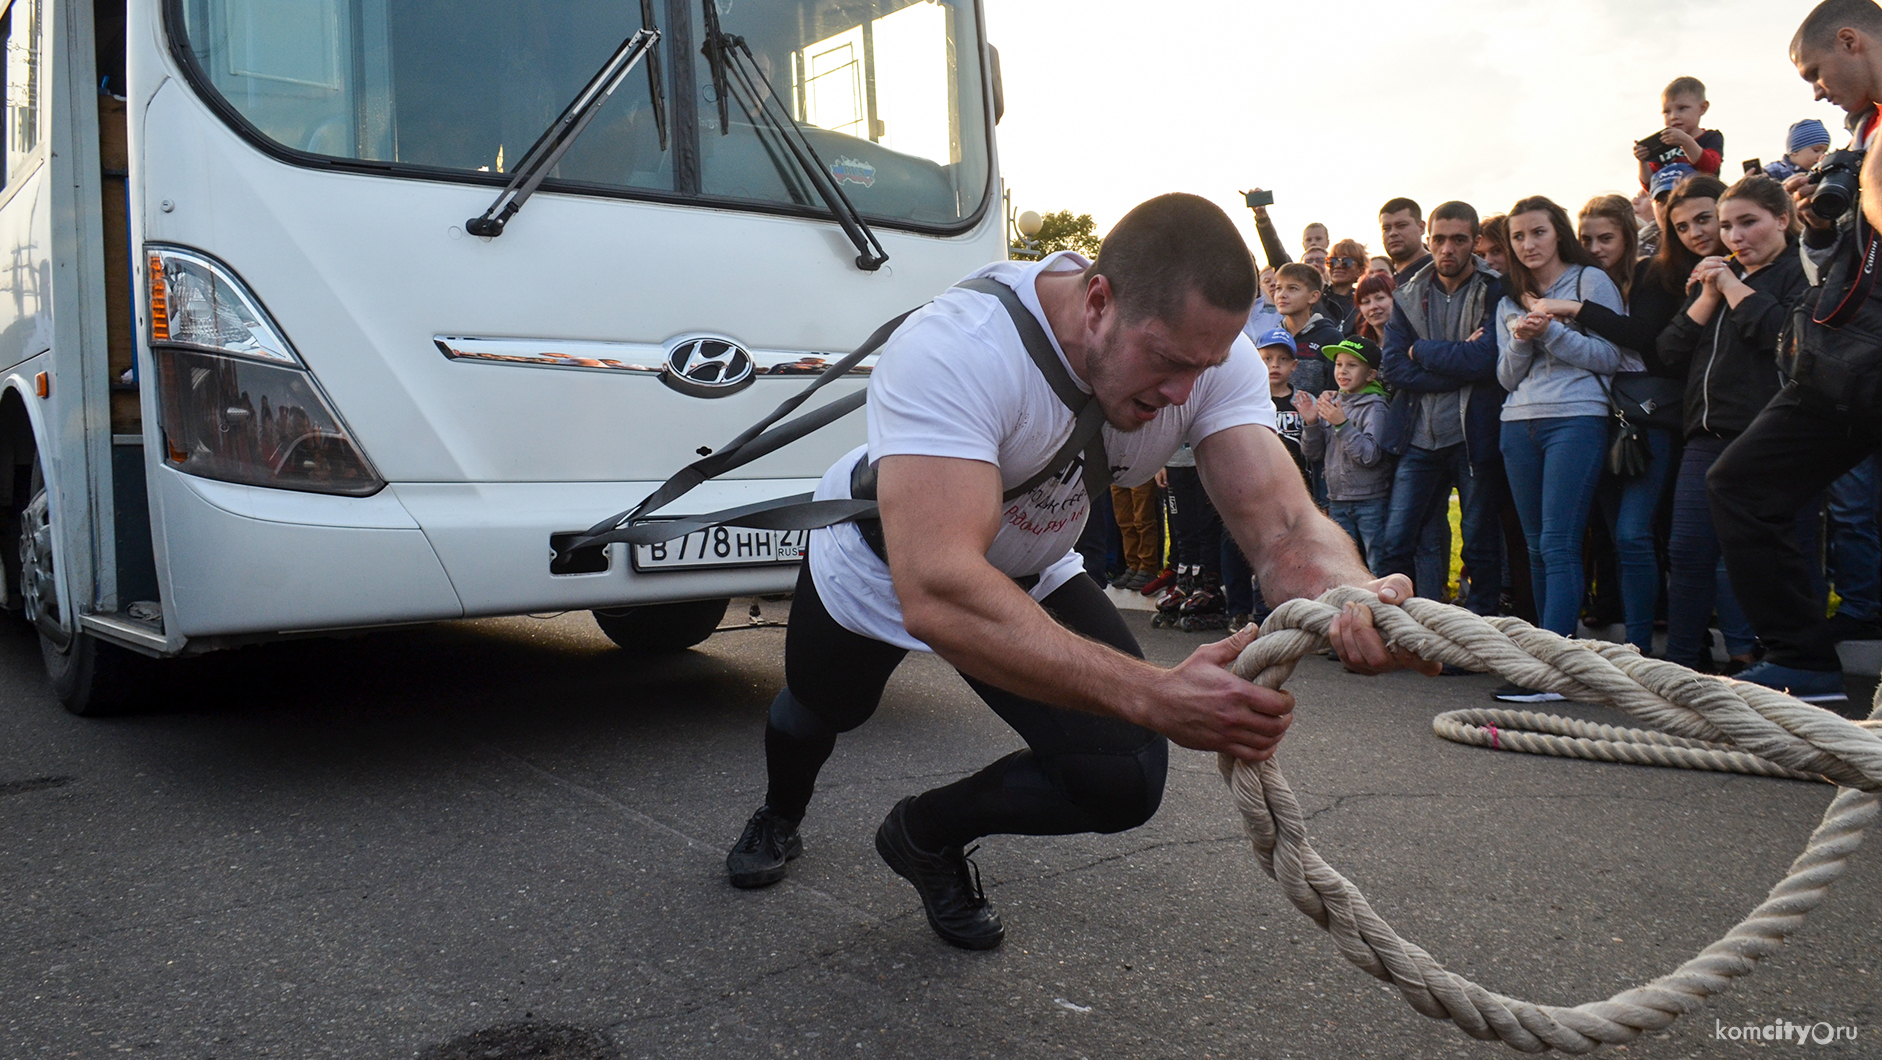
[0,0,1005,713]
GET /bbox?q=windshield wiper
[467,11,667,238]
[700,2,889,271]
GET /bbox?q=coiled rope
[1225,587,1882,1054]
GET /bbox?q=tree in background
[1015,210,1103,259]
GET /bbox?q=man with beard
[1377,200,1508,618]
[724,194,1431,950]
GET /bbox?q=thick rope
[1431,707,1830,783]
[1223,588,1882,1054]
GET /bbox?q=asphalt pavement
[1,601,1876,1060]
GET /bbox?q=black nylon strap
[567,308,914,551]
[569,274,1114,554]
[953,278,1114,505]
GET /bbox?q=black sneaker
[726,806,802,889]
[1492,682,1565,703]
[874,797,1004,950]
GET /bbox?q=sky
[983,0,1850,259]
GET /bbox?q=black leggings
[772,561,1168,848]
[1164,465,1222,577]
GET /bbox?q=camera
[1243,188,1274,209]
[1808,149,1865,220]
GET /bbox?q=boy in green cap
[1297,338,1394,567]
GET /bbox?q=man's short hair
[1089,193,1256,323]
[1378,197,1423,221]
[1663,75,1707,101]
[1794,0,1882,56]
[1428,200,1481,237]
[1275,262,1325,293]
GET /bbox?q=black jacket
[1575,257,1689,380]
[1288,313,1346,397]
[1656,249,1810,439]
[1320,288,1355,332]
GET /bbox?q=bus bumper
[153,470,812,637]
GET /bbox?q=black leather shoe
[874,797,1004,950]
[726,806,802,889]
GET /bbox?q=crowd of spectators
[1078,72,1880,710]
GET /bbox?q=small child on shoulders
[1296,338,1393,569]
[1764,119,1831,182]
[1634,76,1724,188]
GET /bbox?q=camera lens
[1814,175,1854,220]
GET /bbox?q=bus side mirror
[988,45,1004,125]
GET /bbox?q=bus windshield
[171,0,992,229]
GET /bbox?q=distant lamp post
[1006,191,1044,259]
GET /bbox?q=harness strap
[568,308,915,551]
[953,278,1114,505]
[570,275,1113,554]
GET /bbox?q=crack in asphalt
[1017,832,1245,886]
[483,743,716,855]
[480,743,880,922]
[0,775,72,798]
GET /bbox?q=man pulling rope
[724,194,1435,949]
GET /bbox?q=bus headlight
[147,245,384,496]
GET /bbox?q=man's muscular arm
[876,454,1293,761]
[1196,424,1437,675]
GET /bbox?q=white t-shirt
[808,252,1275,651]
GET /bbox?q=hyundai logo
[661,337,756,398]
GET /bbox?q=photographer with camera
[1705,0,1882,707]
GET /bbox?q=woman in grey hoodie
[1495,197,1642,661]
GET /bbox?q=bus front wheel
[591,598,730,654]
[20,460,142,716]
[39,631,144,717]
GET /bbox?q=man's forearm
[1242,504,1374,606]
[1199,425,1375,607]
[899,560,1156,725]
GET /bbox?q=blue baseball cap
[1254,327,1297,354]
[1788,118,1831,153]
[1650,162,1696,200]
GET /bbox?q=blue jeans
[1826,455,1880,623]
[1223,535,1256,616]
[1667,436,1757,665]
[1606,426,1677,651]
[1378,442,1505,615]
[1329,498,1389,570]
[1416,507,1451,605]
[1499,416,1607,636]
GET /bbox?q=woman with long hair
[1524,178,1726,655]
[1493,196,1640,697]
[1352,271,1396,346]
[1655,174,1811,676]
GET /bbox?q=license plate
[632,526,807,571]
